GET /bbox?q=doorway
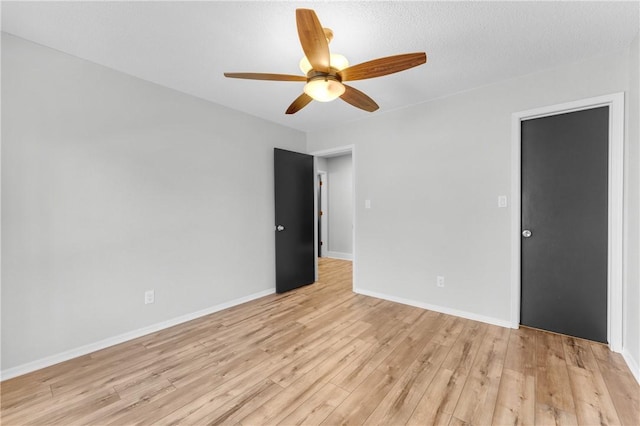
[317,171,327,257]
[311,145,356,289]
[511,93,624,350]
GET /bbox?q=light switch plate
[498,195,508,208]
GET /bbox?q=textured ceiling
[2,1,639,132]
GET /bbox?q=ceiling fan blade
[224,72,306,82]
[296,9,330,73]
[339,52,427,82]
[286,93,313,114]
[340,85,379,112]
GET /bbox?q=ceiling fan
[224,9,427,114]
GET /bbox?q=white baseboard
[6,283,635,386]
[353,288,640,384]
[326,251,353,260]
[353,287,513,329]
[622,347,640,385]
[0,288,275,382]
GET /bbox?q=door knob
[276,225,285,232]
[522,229,532,238]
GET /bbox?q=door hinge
[319,181,323,186]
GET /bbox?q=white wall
[1,34,306,374]
[624,31,640,380]
[326,155,353,258]
[316,157,328,172]
[307,49,633,330]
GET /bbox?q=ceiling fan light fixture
[299,53,349,74]
[330,53,349,71]
[303,77,345,102]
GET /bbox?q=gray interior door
[274,148,315,293]
[521,106,609,343]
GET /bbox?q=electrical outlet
[144,290,155,305]
[437,276,445,287]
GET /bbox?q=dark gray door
[274,148,315,293]
[521,107,609,343]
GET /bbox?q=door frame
[510,92,624,352]
[310,145,356,289]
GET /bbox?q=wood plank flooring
[1,258,638,425]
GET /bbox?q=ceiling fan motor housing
[303,71,345,102]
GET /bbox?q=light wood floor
[1,258,638,425]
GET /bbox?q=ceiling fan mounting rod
[323,28,334,43]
